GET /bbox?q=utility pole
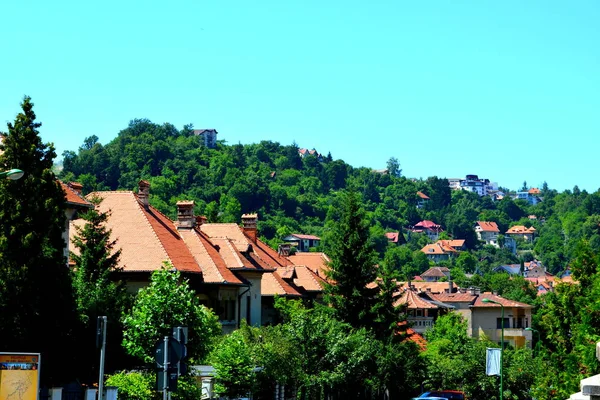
[97,316,107,400]
[163,336,169,400]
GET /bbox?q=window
[217,299,236,322]
[496,318,509,329]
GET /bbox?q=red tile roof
[421,243,456,255]
[472,292,532,308]
[421,267,450,278]
[506,225,536,234]
[288,252,330,280]
[416,191,430,200]
[262,272,302,297]
[398,281,455,294]
[394,289,439,309]
[437,239,465,248]
[528,188,541,194]
[429,292,477,303]
[476,221,500,233]
[60,181,93,208]
[414,220,442,230]
[289,233,321,240]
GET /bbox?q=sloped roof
[421,267,450,278]
[288,252,330,280]
[416,191,430,200]
[528,188,541,194]
[261,272,302,297]
[437,239,465,248]
[429,292,477,304]
[75,191,201,273]
[397,281,454,294]
[421,243,456,255]
[200,223,251,252]
[472,292,532,308]
[60,181,93,208]
[179,229,242,284]
[414,220,442,230]
[287,233,321,240]
[394,289,439,309]
[506,225,536,234]
[476,221,500,232]
[292,265,328,292]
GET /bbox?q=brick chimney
[176,201,196,229]
[68,182,83,195]
[242,213,258,243]
[196,215,207,227]
[138,180,150,209]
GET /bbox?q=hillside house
[420,242,457,262]
[420,267,451,282]
[429,290,533,348]
[282,233,321,252]
[193,129,218,148]
[411,220,443,241]
[394,288,454,333]
[506,225,536,241]
[60,181,94,262]
[298,148,323,161]
[416,191,429,209]
[475,221,500,247]
[385,232,406,245]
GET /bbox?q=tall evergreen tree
[70,196,129,381]
[0,96,78,383]
[324,189,379,331]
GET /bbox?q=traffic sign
[154,337,183,368]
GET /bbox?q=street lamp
[525,327,540,356]
[483,298,504,400]
[0,169,24,180]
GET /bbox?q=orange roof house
[68,181,329,331]
[506,225,536,241]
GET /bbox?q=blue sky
[1,0,598,192]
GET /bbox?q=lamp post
[525,327,540,356]
[0,169,24,180]
[483,298,504,400]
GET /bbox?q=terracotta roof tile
[293,265,327,292]
[506,225,536,234]
[179,229,242,284]
[421,243,456,255]
[397,281,455,294]
[262,272,302,297]
[421,267,450,277]
[288,252,330,280]
[429,292,477,303]
[473,292,532,308]
[476,221,500,232]
[200,224,250,252]
[394,290,439,309]
[416,191,430,200]
[289,233,321,240]
[60,181,93,208]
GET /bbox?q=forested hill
[59,118,600,276]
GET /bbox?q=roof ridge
[135,196,173,266]
[225,239,246,269]
[182,229,222,281]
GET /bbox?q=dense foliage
[0,97,79,384]
[121,266,221,364]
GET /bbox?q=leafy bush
[105,371,158,400]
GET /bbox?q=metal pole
[163,336,169,400]
[98,316,107,400]
[500,304,504,400]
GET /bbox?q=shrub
[105,371,158,400]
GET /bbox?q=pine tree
[324,189,379,331]
[0,96,78,383]
[71,196,129,381]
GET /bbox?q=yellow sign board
[0,353,40,400]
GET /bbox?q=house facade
[475,221,500,247]
[193,129,218,148]
[429,290,533,348]
[282,234,321,252]
[411,220,443,241]
[420,267,451,282]
[506,225,536,241]
[68,181,328,332]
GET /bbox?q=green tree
[122,265,221,364]
[324,190,379,331]
[386,157,401,178]
[211,329,256,398]
[0,96,78,383]
[71,196,129,380]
